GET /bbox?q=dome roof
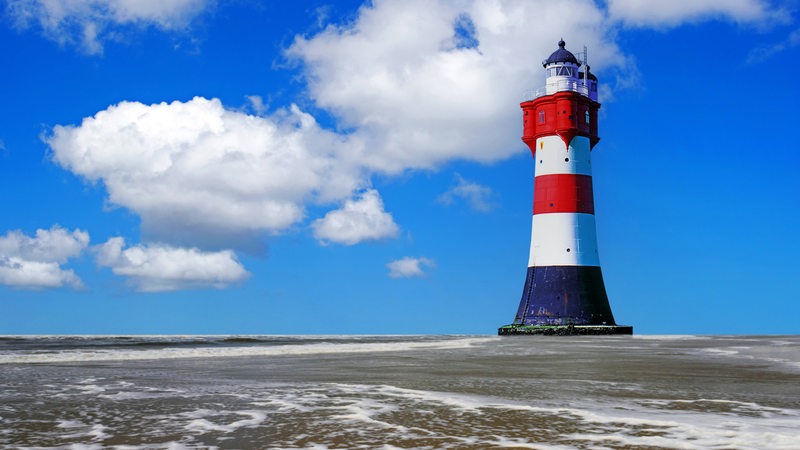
[543,39,580,67]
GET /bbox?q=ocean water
[0,335,798,449]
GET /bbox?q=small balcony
[522,79,592,102]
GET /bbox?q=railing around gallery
[522,79,591,102]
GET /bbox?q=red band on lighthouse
[533,174,594,215]
[522,91,600,151]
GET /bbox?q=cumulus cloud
[95,237,249,292]
[6,0,211,54]
[312,189,399,245]
[286,0,627,173]
[607,0,787,28]
[287,0,788,171]
[0,226,89,289]
[387,256,435,279]
[48,97,365,249]
[437,173,496,212]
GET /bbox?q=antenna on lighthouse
[583,46,588,85]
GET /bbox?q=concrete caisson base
[498,324,633,336]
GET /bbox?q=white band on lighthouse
[529,213,600,266]
[534,135,592,177]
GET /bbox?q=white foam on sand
[694,345,800,372]
[13,381,799,450]
[632,334,703,340]
[184,409,266,434]
[0,336,496,364]
[301,383,800,450]
[46,420,110,443]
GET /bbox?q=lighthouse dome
[543,40,580,67]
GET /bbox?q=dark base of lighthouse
[502,265,630,335]
[498,324,632,336]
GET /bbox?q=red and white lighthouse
[499,40,631,335]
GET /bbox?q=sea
[0,335,798,450]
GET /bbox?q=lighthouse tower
[498,40,631,335]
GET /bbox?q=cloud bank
[0,226,88,289]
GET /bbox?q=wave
[218,337,265,344]
[0,336,496,364]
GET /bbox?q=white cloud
[0,258,84,289]
[95,237,249,292]
[0,226,89,289]
[286,0,628,173]
[747,27,800,63]
[438,173,496,212]
[607,0,786,28]
[287,0,789,171]
[312,189,399,245]
[387,256,434,279]
[6,0,210,54]
[48,97,365,249]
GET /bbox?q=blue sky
[1,0,798,335]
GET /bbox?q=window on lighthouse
[548,66,576,77]
[557,66,573,76]
[585,110,590,124]
[538,110,545,123]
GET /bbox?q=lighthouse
[498,40,631,335]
